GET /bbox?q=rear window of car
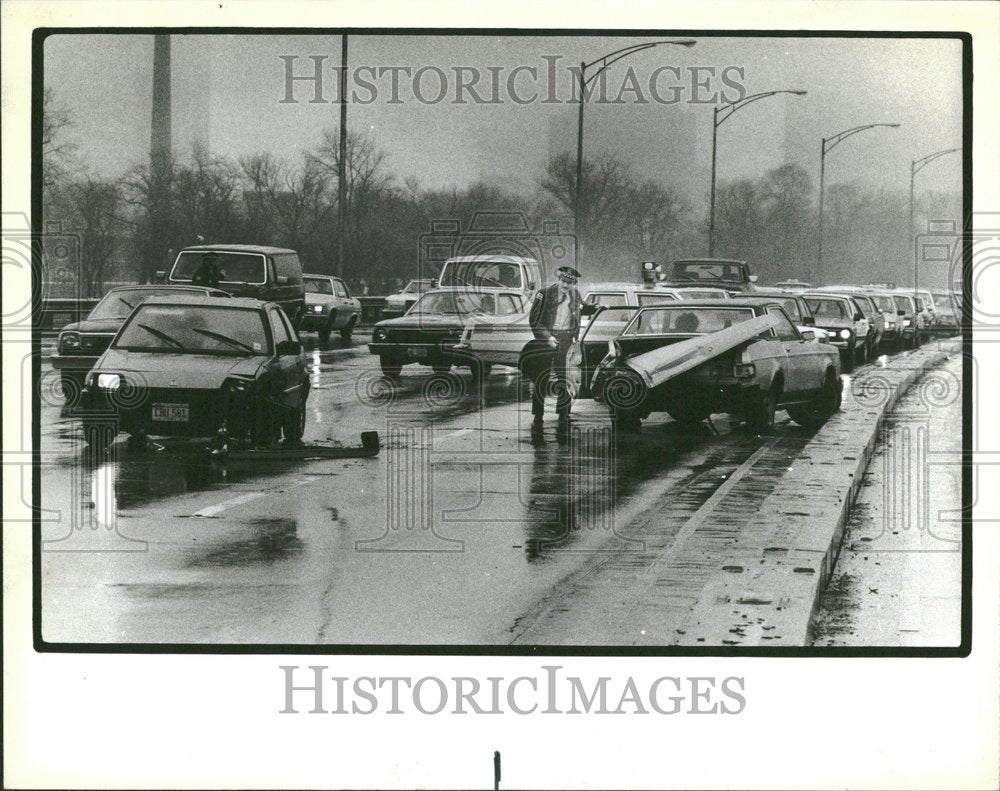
[171,251,266,285]
[115,305,270,355]
[439,260,523,290]
[893,295,913,312]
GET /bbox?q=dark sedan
[81,296,308,451]
[51,284,230,400]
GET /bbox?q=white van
[436,255,542,298]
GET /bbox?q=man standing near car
[528,265,598,430]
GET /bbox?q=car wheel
[82,419,115,452]
[610,408,642,433]
[469,360,492,381]
[746,382,778,433]
[283,398,306,444]
[59,371,85,407]
[787,371,841,429]
[251,397,280,447]
[340,317,356,343]
[380,355,402,379]
[667,397,712,426]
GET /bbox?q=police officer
[527,265,598,429]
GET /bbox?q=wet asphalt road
[38,333,949,645]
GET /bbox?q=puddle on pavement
[184,517,303,568]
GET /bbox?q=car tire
[469,360,492,382]
[787,370,841,429]
[340,317,356,343]
[667,397,712,426]
[610,408,642,433]
[59,371,86,407]
[380,355,402,379]
[746,381,779,434]
[82,419,115,452]
[283,398,306,445]
[251,397,281,447]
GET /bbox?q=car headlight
[839,329,851,340]
[903,318,912,327]
[373,327,387,342]
[97,373,121,390]
[225,378,250,393]
[58,331,81,352]
[733,362,756,378]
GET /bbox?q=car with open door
[578,302,841,432]
[81,296,309,451]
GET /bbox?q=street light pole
[572,39,696,266]
[909,147,960,290]
[707,89,807,256]
[816,122,901,277]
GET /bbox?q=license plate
[152,403,189,422]
[406,346,428,358]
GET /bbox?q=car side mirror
[803,315,815,326]
[800,329,815,341]
[155,270,166,283]
[749,274,759,283]
[854,313,864,321]
[276,339,301,356]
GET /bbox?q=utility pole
[337,34,348,278]
[149,34,172,284]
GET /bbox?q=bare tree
[67,176,124,295]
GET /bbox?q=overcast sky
[44,33,963,204]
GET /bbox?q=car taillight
[733,362,755,378]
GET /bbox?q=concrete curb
[677,340,961,646]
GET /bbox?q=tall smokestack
[147,34,172,281]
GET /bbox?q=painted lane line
[190,476,317,518]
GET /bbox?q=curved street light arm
[823,122,900,155]
[715,89,807,126]
[581,39,696,88]
[912,147,961,176]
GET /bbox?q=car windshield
[670,261,743,283]
[89,288,205,319]
[403,280,432,294]
[624,306,756,336]
[303,278,333,295]
[115,305,269,355]
[412,291,497,315]
[439,261,522,289]
[171,251,266,284]
[933,293,954,309]
[805,298,848,319]
[872,295,896,312]
[893,295,913,313]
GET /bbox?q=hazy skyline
[44,33,963,205]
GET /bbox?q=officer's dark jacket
[528,283,598,341]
